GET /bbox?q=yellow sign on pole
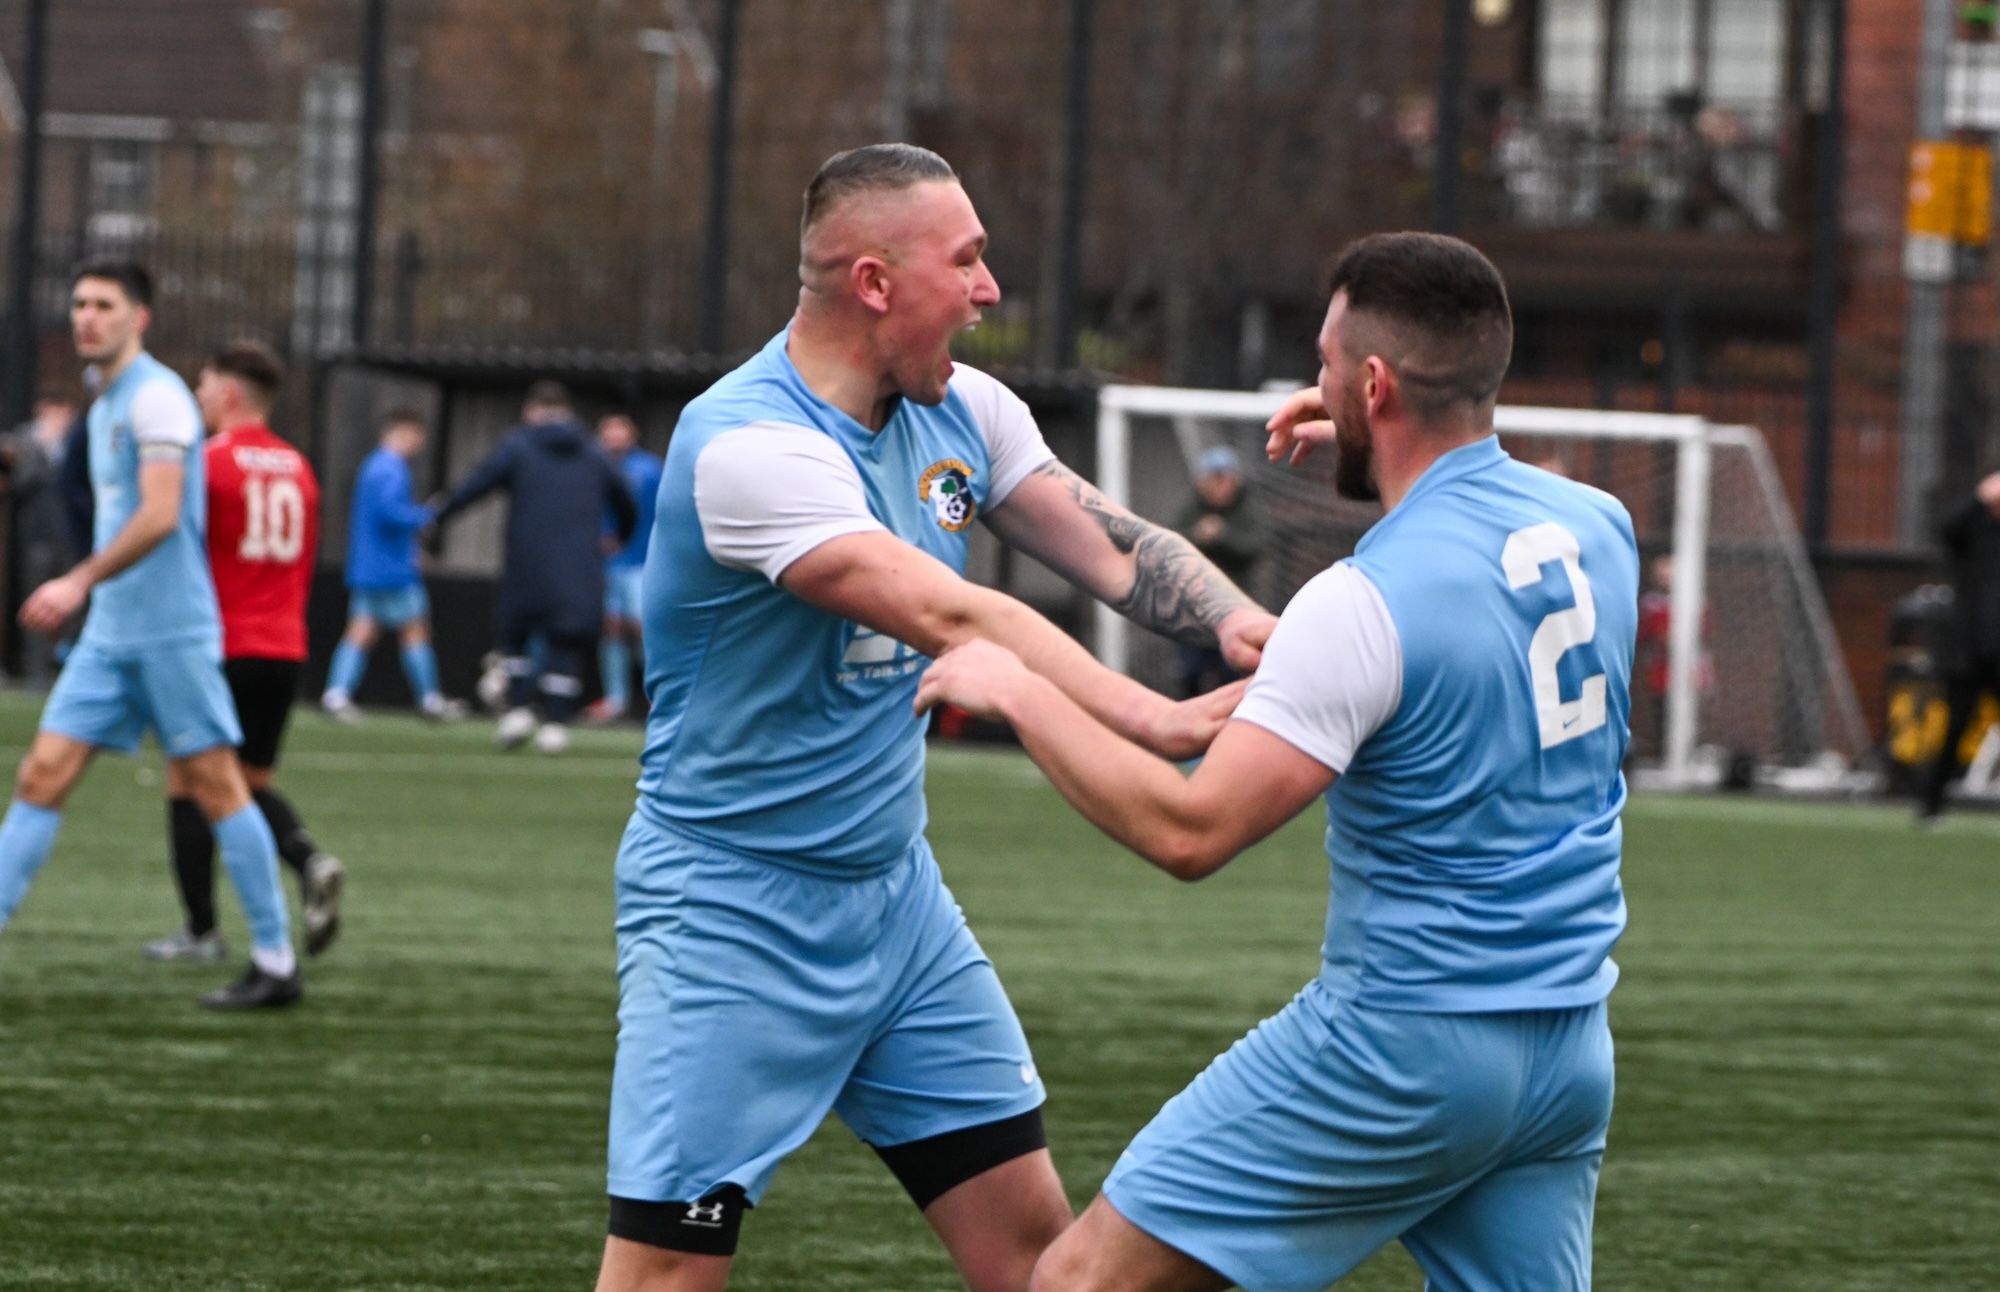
[1907,139,1993,245]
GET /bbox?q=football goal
[1092,385,1871,790]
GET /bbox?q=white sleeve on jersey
[1231,562,1403,775]
[694,421,887,583]
[129,378,201,459]
[949,364,1056,508]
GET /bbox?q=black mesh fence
[0,0,1984,555]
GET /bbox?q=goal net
[1093,385,1871,790]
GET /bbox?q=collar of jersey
[1396,432,1505,511]
[767,326,906,457]
[101,350,155,398]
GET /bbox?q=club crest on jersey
[919,458,976,531]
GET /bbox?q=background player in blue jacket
[432,381,636,754]
[587,411,663,723]
[322,408,454,720]
[0,260,300,1010]
[920,233,1638,1292]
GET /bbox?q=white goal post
[1092,385,1871,790]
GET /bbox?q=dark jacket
[1173,490,1267,590]
[1940,493,2000,665]
[433,419,637,637]
[57,412,94,558]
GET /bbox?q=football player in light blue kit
[0,260,300,1010]
[588,412,662,723]
[596,145,1277,1292]
[919,233,1638,1292]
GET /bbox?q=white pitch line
[282,750,640,778]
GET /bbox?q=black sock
[539,676,582,724]
[169,796,217,937]
[252,787,317,877]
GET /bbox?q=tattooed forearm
[1033,461,1256,647]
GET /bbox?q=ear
[851,255,893,316]
[1364,355,1396,418]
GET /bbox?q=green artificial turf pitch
[0,691,1994,1290]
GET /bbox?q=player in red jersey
[142,342,347,963]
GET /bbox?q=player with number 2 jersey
[918,234,1637,1292]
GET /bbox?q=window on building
[88,138,158,242]
[1514,0,1791,231]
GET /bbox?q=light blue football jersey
[1322,436,1638,1013]
[635,330,1043,873]
[81,352,220,651]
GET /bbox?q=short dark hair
[206,340,283,405]
[1324,232,1513,414]
[524,379,572,411]
[70,258,154,307]
[801,144,957,240]
[381,406,428,434]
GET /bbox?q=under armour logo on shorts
[683,1201,727,1227]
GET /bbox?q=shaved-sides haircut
[1325,233,1514,420]
[801,143,957,242]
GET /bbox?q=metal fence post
[699,0,740,355]
[1045,0,1095,371]
[1803,0,1847,551]
[5,0,51,430]
[351,0,388,350]
[1430,0,1468,235]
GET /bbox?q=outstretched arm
[915,640,1332,879]
[983,460,1275,671]
[432,437,519,526]
[361,461,436,533]
[782,533,1243,760]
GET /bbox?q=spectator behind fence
[322,408,457,722]
[1173,444,1267,696]
[3,393,83,684]
[1918,470,2000,823]
[431,381,636,755]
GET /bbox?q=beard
[1333,379,1381,503]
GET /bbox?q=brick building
[0,0,1988,740]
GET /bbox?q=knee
[1027,1232,1094,1292]
[14,750,74,809]
[176,754,249,821]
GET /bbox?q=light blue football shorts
[1104,980,1613,1292]
[41,637,242,759]
[346,583,429,628]
[606,813,1047,1205]
[604,565,645,621]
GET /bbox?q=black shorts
[225,657,302,771]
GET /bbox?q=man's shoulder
[682,366,809,437]
[941,362,1030,427]
[944,361,1017,400]
[131,352,194,394]
[672,403,829,483]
